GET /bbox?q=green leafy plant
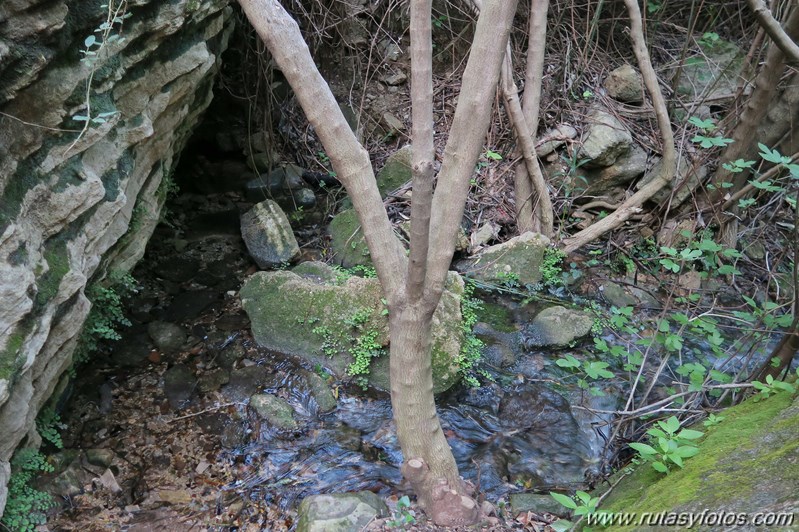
[556,354,614,396]
[541,247,566,287]
[458,281,485,387]
[35,408,64,450]
[1,449,56,532]
[475,149,503,174]
[703,413,725,427]
[72,272,137,369]
[698,31,720,48]
[495,271,520,290]
[629,416,703,473]
[647,0,662,14]
[68,1,131,154]
[689,117,733,148]
[549,490,612,531]
[386,495,417,528]
[751,374,797,401]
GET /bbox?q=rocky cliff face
[0,0,232,515]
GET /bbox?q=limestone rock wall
[0,0,233,516]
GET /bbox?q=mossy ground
[600,392,799,529]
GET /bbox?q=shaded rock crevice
[0,0,234,516]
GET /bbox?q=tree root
[402,458,480,526]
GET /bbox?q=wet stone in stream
[163,364,197,409]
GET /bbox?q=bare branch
[501,47,554,236]
[423,0,520,308]
[513,0,550,233]
[407,0,436,303]
[561,0,676,253]
[747,0,799,64]
[238,0,408,299]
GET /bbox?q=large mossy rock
[239,262,465,393]
[296,492,388,532]
[600,393,799,528]
[455,232,550,287]
[675,39,743,100]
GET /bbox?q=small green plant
[556,354,614,396]
[457,281,485,387]
[647,0,662,13]
[475,149,503,173]
[549,490,612,532]
[346,328,385,388]
[751,374,797,401]
[35,408,64,450]
[72,272,137,368]
[699,31,720,48]
[495,270,520,290]
[703,413,725,428]
[386,495,417,528]
[689,117,733,149]
[629,415,703,473]
[431,14,448,29]
[67,1,130,154]
[313,364,332,380]
[541,247,566,286]
[1,449,56,532]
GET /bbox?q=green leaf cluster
[629,416,703,473]
[1,449,56,532]
[386,495,416,528]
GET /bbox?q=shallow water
[218,293,613,509]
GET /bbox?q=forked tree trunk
[239,0,517,524]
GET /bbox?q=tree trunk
[710,7,799,247]
[240,0,517,524]
[389,305,478,525]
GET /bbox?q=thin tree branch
[561,0,676,253]
[500,49,554,236]
[407,0,436,304]
[238,0,408,299]
[516,0,550,233]
[747,0,799,64]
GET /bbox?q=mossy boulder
[454,232,550,287]
[599,392,799,529]
[675,39,743,100]
[376,145,412,197]
[328,209,372,268]
[239,263,465,393]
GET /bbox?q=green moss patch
[239,268,465,393]
[476,301,516,333]
[601,392,799,529]
[328,209,372,268]
[35,238,70,310]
